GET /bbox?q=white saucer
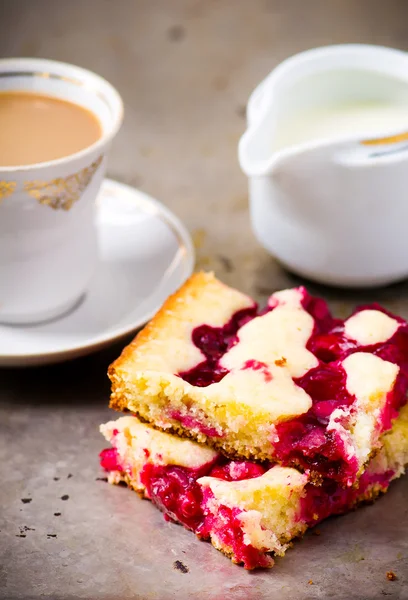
[0,179,194,367]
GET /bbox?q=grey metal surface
[1,1,408,598]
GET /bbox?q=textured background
[1,1,408,598]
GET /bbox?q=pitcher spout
[238,117,278,178]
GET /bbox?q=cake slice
[100,405,408,569]
[109,273,408,486]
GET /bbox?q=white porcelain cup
[0,58,123,324]
[239,45,408,288]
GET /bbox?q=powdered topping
[344,310,399,346]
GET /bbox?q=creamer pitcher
[239,45,408,287]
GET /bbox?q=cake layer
[109,273,408,486]
[100,406,408,569]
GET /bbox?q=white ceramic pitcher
[239,45,408,288]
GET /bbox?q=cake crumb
[47,534,57,539]
[308,580,313,585]
[60,495,69,501]
[274,357,287,367]
[21,498,32,504]
[54,512,61,517]
[386,571,397,581]
[173,560,189,574]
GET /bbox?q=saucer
[0,179,194,367]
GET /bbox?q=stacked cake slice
[100,273,408,568]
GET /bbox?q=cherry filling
[299,468,394,526]
[273,363,358,482]
[179,306,258,386]
[100,448,269,568]
[167,411,223,438]
[197,500,273,569]
[99,448,123,472]
[176,289,408,484]
[139,459,269,569]
[305,308,408,426]
[139,459,266,531]
[209,460,267,481]
[140,464,205,531]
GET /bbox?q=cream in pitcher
[271,98,408,152]
[239,45,408,288]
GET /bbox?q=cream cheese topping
[344,309,399,346]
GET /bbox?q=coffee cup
[0,58,123,324]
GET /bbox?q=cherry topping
[209,461,266,481]
[99,448,123,472]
